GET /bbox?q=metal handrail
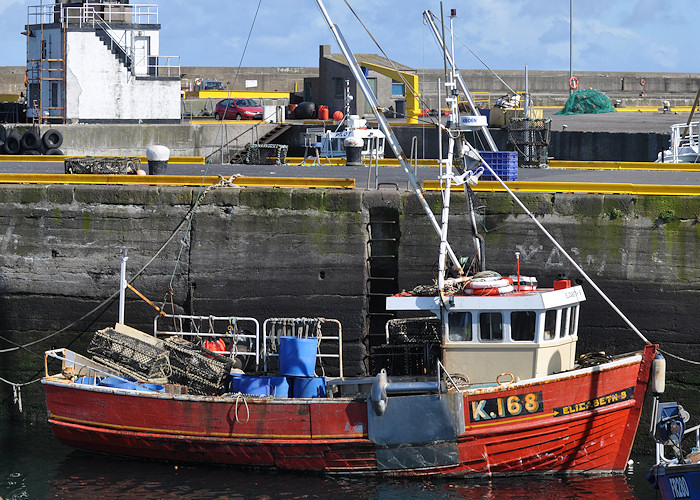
[655,423,700,464]
[205,122,263,164]
[153,314,260,370]
[262,317,344,378]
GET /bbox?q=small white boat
[319,115,386,160]
[656,121,700,163]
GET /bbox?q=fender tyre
[21,130,41,150]
[42,129,63,149]
[4,132,21,154]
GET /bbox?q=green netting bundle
[555,88,617,115]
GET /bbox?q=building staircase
[228,123,292,164]
[94,26,131,69]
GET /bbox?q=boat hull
[43,345,656,476]
[650,463,700,500]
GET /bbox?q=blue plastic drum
[279,336,318,377]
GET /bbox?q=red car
[214,98,264,120]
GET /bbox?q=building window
[334,78,344,99]
[479,312,502,342]
[448,312,472,341]
[511,311,536,341]
[391,79,405,97]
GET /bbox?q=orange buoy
[333,110,344,121]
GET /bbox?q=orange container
[318,105,329,121]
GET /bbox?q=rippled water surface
[1,421,658,499]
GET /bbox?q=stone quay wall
[0,184,697,438]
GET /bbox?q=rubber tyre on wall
[23,150,40,155]
[21,130,41,150]
[42,129,63,149]
[4,133,21,154]
[46,148,63,155]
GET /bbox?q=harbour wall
[0,184,698,435]
[0,122,671,163]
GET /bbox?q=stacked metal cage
[507,118,551,168]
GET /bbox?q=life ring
[496,372,515,386]
[465,284,514,296]
[569,76,579,90]
[194,77,202,86]
[640,78,646,86]
[467,277,513,289]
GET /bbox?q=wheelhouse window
[511,311,536,341]
[568,305,579,336]
[479,312,503,342]
[544,309,557,340]
[448,312,472,341]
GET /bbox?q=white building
[25,0,181,123]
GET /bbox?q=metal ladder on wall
[365,211,400,351]
[27,5,67,123]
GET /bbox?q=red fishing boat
[42,0,661,477]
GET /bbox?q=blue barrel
[293,376,327,398]
[279,336,318,377]
[269,376,290,398]
[236,375,270,396]
[229,372,245,393]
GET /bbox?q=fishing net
[555,89,616,115]
[88,327,170,382]
[369,318,441,376]
[164,337,233,396]
[65,156,140,174]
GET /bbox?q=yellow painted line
[424,180,700,196]
[51,413,313,439]
[550,160,700,171]
[0,173,355,189]
[196,90,291,99]
[468,411,553,429]
[187,119,267,125]
[52,412,366,440]
[0,155,206,165]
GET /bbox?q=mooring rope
[660,349,700,366]
[0,375,42,413]
[0,176,236,356]
[234,394,250,424]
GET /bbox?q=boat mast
[423,10,498,152]
[315,0,464,274]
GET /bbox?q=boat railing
[437,359,463,394]
[262,317,343,378]
[44,348,130,383]
[153,314,260,370]
[671,121,700,151]
[656,422,700,464]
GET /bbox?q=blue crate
[478,151,518,181]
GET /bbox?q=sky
[0,0,697,74]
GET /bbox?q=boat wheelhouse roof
[387,285,586,313]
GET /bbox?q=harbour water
[1,420,658,499]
